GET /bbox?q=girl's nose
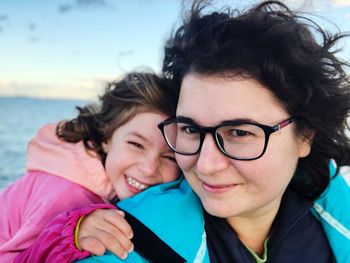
[138,156,159,177]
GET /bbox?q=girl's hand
[77,208,134,259]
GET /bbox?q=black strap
[122,210,186,263]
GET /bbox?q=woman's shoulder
[315,167,350,208]
[313,167,350,262]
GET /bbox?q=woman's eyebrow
[175,115,196,123]
[177,115,257,125]
[221,118,257,125]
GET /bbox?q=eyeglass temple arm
[274,117,297,131]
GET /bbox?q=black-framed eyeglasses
[158,116,297,161]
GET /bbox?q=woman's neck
[226,198,282,256]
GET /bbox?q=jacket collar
[268,188,313,253]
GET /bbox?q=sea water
[1,96,349,192]
[0,97,87,191]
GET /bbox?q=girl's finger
[104,210,133,239]
[79,236,106,256]
[101,231,133,259]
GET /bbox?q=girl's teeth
[126,176,148,190]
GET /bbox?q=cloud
[58,0,109,14]
[28,22,36,31]
[118,50,134,57]
[73,75,110,87]
[332,0,350,7]
[0,14,8,33]
[76,0,108,7]
[27,22,39,42]
[0,14,8,21]
[58,4,74,13]
[291,0,350,9]
[0,77,107,99]
[279,0,329,11]
[29,36,40,43]
[277,0,350,11]
[0,81,50,98]
[116,50,135,72]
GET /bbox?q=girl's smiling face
[103,111,179,200]
[176,73,311,222]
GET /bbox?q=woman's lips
[202,181,240,194]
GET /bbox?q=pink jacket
[0,123,117,262]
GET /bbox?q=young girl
[0,72,179,262]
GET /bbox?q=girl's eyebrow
[128,132,150,143]
[163,149,176,155]
[128,131,174,154]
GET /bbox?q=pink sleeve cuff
[14,203,116,263]
[59,203,116,261]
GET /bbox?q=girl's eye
[164,155,177,163]
[128,141,144,150]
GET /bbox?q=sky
[0,0,350,99]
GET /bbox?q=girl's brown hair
[57,72,176,163]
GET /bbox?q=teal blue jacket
[312,165,350,262]
[78,169,350,263]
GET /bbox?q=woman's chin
[201,199,237,219]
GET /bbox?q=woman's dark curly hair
[57,71,176,164]
[162,0,350,200]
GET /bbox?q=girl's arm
[13,203,130,263]
[0,172,107,262]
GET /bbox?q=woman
[158,1,350,261]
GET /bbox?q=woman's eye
[128,141,144,149]
[180,125,199,134]
[231,129,250,137]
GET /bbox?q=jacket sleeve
[13,203,116,263]
[0,172,110,262]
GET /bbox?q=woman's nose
[196,134,229,174]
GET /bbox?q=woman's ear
[297,130,315,158]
